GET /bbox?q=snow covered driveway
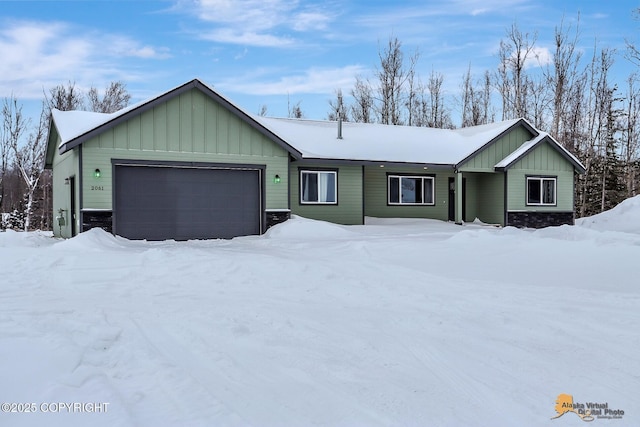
[1,201,639,426]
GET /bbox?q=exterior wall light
[274,174,281,184]
[64,177,70,185]
[93,168,101,178]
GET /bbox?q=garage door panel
[115,165,261,241]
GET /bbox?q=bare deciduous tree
[461,69,495,127]
[350,75,374,123]
[287,95,304,119]
[577,45,619,216]
[47,80,132,114]
[327,89,348,122]
[2,96,48,230]
[46,81,84,113]
[376,36,404,124]
[461,66,475,127]
[526,76,551,130]
[425,70,453,128]
[374,37,417,125]
[0,97,26,214]
[406,61,419,127]
[546,15,583,141]
[14,107,47,230]
[496,23,539,120]
[621,73,640,196]
[481,71,495,124]
[625,8,640,65]
[87,81,131,113]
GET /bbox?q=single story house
[45,78,586,240]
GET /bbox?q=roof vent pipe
[337,91,343,139]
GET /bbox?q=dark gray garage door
[114,165,261,240]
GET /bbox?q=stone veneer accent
[265,210,290,229]
[82,211,113,233]
[506,211,574,228]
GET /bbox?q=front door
[69,176,76,236]
[448,177,466,222]
[448,177,455,221]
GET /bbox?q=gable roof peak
[47,77,301,158]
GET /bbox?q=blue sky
[1,0,638,124]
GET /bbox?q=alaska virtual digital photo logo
[551,394,625,422]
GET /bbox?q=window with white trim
[527,177,556,205]
[388,175,435,205]
[300,170,337,204]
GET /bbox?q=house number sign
[91,186,104,191]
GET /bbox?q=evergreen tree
[601,104,626,211]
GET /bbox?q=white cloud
[180,0,335,47]
[234,47,249,60]
[218,65,366,95]
[0,20,170,99]
[505,46,553,70]
[356,0,532,27]
[195,0,294,30]
[199,28,295,48]
[292,12,332,32]
[105,36,172,59]
[530,46,552,68]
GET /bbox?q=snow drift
[576,194,640,234]
[0,201,638,426]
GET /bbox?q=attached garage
[114,162,263,240]
[45,79,295,240]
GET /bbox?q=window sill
[388,203,436,206]
[300,202,338,205]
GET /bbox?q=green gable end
[507,139,575,212]
[458,125,535,172]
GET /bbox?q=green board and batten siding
[507,141,575,211]
[463,173,479,222]
[364,166,454,221]
[476,173,505,224]
[457,126,534,172]
[51,143,80,238]
[289,163,363,225]
[462,172,505,224]
[79,88,289,211]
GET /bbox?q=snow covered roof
[495,133,547,169]
[52,79,218,150]
[52,109,124,146]
[253,116,522,166]
[494,132,586,172]
[47,77,584,172]
[45,79,305,171]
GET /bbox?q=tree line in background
[2,10,640,231]
[325,12,640,218]
[0,82,131,230]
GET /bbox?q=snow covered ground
[1,198,639,427]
